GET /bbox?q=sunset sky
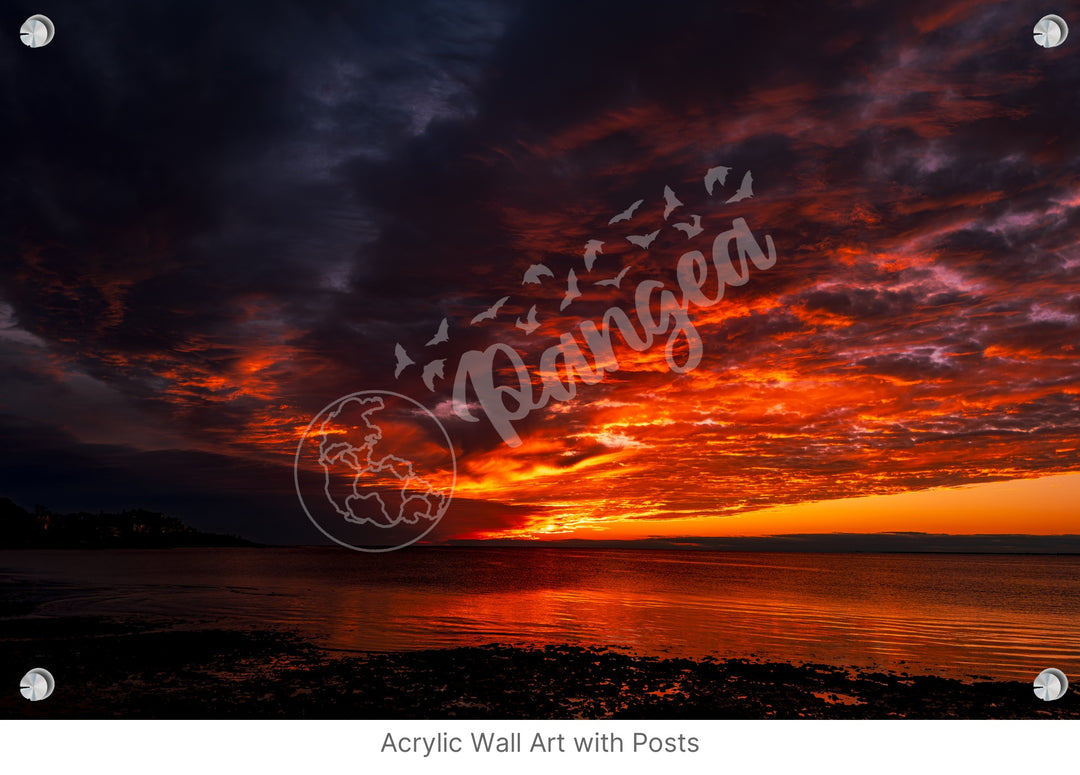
[2,0,1078,544]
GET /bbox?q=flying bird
[673,214,703,239]
[583,240,604,271]
[522,263,555,285]
[470,296,510,324]
[594,266,631,288]
[608,199,644,224]
[725,171,753,203]
[516,304,541,335]
[421,359,445,392]
[704,165,731,195]
[662,186,683,220]
[425,318,449,346]
[393,344,415,379]
[560,269,581,311]
[626,229,661,250]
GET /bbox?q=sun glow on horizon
[455,470,1080,541]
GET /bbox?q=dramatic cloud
[2,0,1078,542]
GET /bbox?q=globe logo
[294,391,456,552]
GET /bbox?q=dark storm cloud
[802,288,920,322]
[2,0,511,424]
[3,0,507,348]
[853,351,957,380]
[1,0,519,538]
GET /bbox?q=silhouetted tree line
[0,499,257,549]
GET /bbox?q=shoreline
[0,611,1075,719]
[2,566,1077,720]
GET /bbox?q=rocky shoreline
[1,600,1075,719]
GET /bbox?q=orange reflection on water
[3,548,1077,682]
[297,550,1080,681]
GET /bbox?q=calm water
[2,547,1078,681]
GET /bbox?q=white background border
[4,719,1073,774]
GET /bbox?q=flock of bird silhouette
[392,165,754,391]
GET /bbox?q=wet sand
[1,586,1075,719]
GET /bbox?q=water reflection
[1,547,1077,680]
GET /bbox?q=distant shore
[0,499,257,549]
[6,497,1080,553]
[0,582,1074,719]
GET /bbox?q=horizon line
[275,532,1080,553]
